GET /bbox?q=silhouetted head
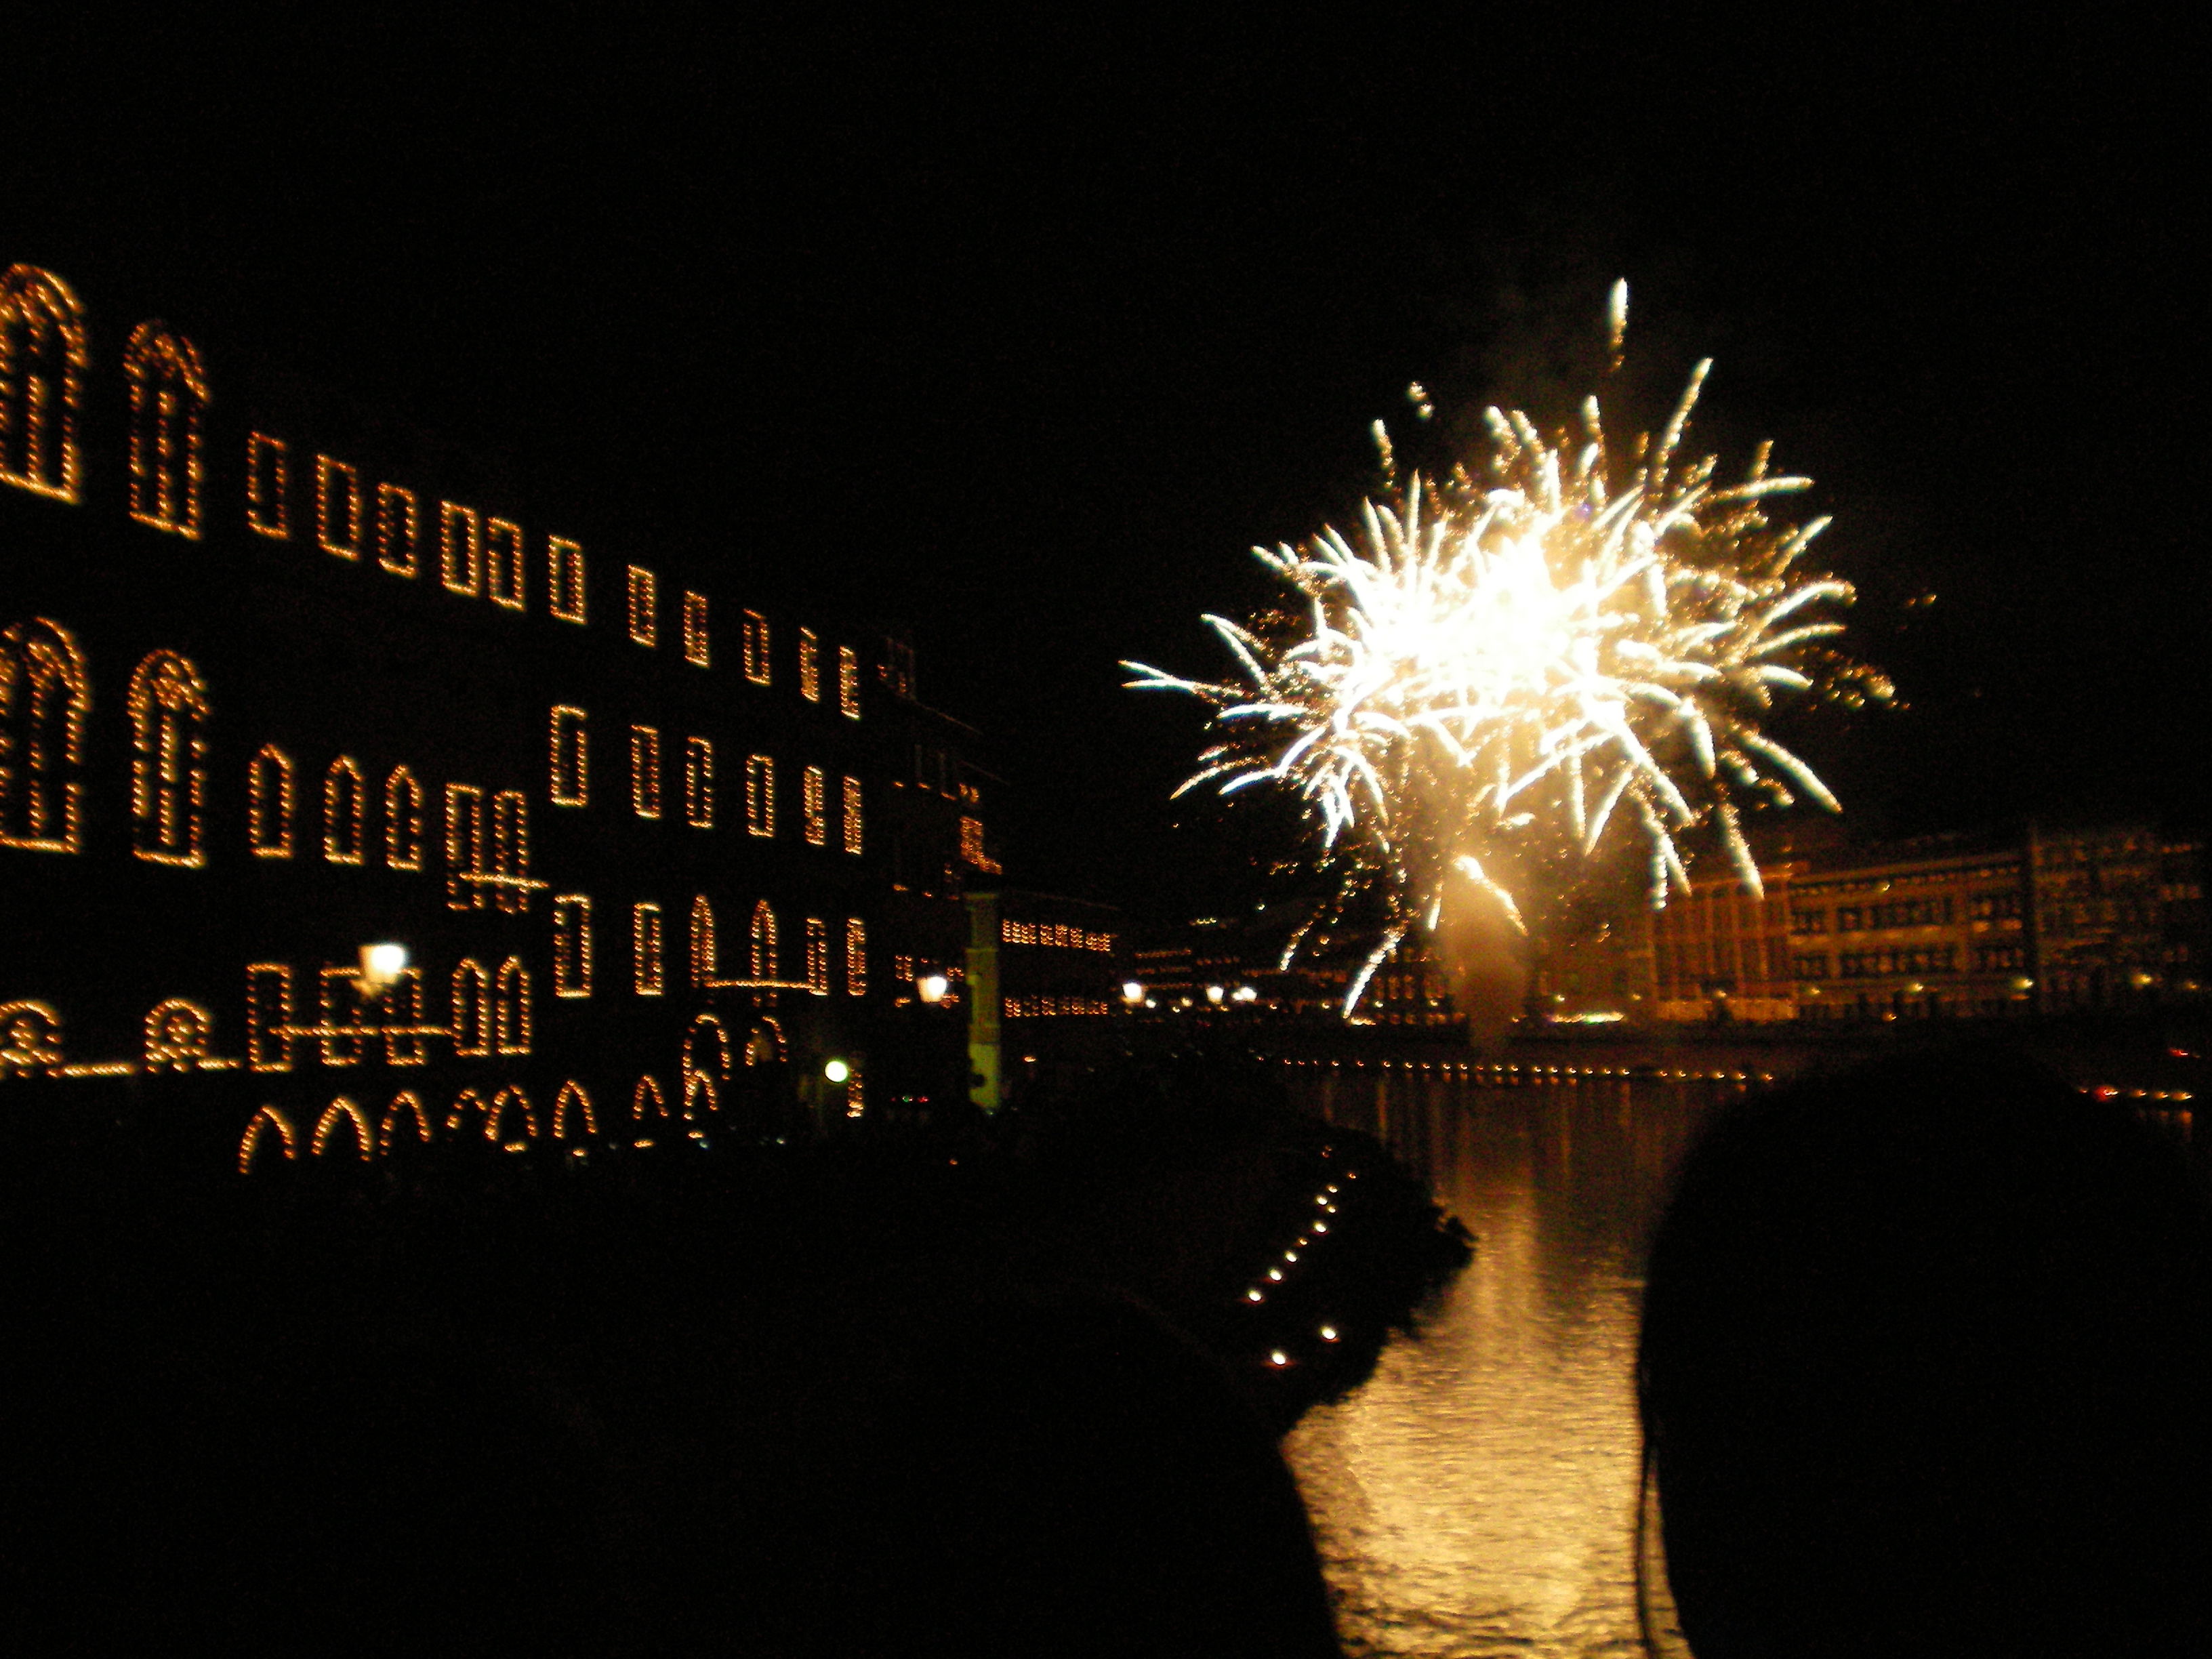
[1639,1044,2211,1658]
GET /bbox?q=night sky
[11,15,2202,920]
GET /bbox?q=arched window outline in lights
[494,956,532,1055]
[451,959,493,1058]
[690,895,717,989]
[249,747,294,862]
[750,900,778,1007]
[0,618,89,855]
[127,651,209,868]
[384,765,424,871]
[123,321,209,539]
[322,755,367,865]
[0,265,88,504]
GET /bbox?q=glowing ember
[1127,283,1889,1015]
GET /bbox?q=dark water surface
[1284,1069,1742,1657]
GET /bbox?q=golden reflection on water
[1284,1073,1725,1658]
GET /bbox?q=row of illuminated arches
[3,263,873,718]
[239,1011,792,1169]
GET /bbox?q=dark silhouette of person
[1638,1045,2212,1657]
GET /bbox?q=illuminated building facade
[0,260,970,1169]
[1641,825,2206,1025]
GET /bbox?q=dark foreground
[5,1058,1465,1656]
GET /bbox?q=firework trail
[1125,283,1891,1015]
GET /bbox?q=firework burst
[1125,284,1891,1014]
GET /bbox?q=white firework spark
[1126,285,1891,1013]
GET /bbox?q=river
[1284,1067,1743,1658]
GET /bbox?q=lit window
[634,903,665,996]
[494,957,533,1054]
[682,591,710,667]
[123,321,207,539]
[631,724,662,819]
[684,736,714,828]
[802,766,827,846]
[451,960,493,1057]
[322,756,367,864]
[550,705,588,806]
[375,483,419,577]
[553,895,594,998]
[444,783,485,909]
[127,651,209,868]
[798,628,821,701]
[316,456,365,560]
[842,775,863,855]
[548,537,588,624]
[691,895,718,987]
[628,567,657,647]
[0,619,89,854]
[245,433,289,539]
[490,791,530,914]
[838,646,861,719]
[743,611,771,685]
[0,265,87,504]
[487,517,525,611]
[384,766,424,870]
[750,899,779,989]
[247,744,294,859]
[804,918,830,995]
[745,754,775,838]
[441,501,483,596]
[845,918,867,996]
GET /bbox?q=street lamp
[916,972,949,1004]
[1206,984,1225,1005]
[357,942,409,998]
[1122,981,1145,1005]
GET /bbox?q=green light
[823,1058,850,1084]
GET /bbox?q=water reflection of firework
[1126,285,1891,1014]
